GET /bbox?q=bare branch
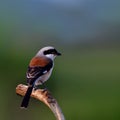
[16,84,65,120]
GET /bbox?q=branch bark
[16,84,65,120]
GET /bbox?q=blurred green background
[0,0,120,120]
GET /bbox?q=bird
[20,46,61,108]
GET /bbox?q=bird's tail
[20,85,33,108]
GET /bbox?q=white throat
[45,54,56,60]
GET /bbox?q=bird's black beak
[56,52,61,56]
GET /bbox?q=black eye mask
[44,49,61,56]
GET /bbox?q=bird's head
[36,46,61,60]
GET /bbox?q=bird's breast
[34,68,53,86]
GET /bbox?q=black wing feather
[26,61,53,85]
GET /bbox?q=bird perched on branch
[21,46,61,108]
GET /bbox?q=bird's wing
[26,60,53,85]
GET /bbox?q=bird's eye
[44,49,55,55]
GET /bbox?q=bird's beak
[56,52,61,56]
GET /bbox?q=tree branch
[16,84,65,120]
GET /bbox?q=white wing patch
[43,70,47,74]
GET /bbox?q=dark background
[0,0,120,120]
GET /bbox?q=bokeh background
[0,0,120,120]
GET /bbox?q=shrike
[21,46,61,108]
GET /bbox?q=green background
[0,1,120,120]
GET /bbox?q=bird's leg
[33,82,48,91]
[33,85,39,91]
[41,81,48,91]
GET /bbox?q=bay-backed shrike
[21,46,61,108]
